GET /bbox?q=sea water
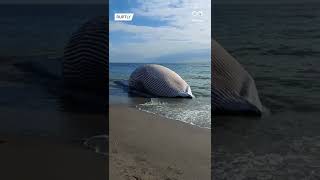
[0,4,107,138]
[213,3,320,179]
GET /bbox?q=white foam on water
[137,98,211,128]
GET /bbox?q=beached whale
[63,16,108,93]
[212,40,264,115]
[129,64,194,98]
[61,16,263,114]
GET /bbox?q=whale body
[62,16,264,114]
[212,40,264,115]
[129,64,193,98]
[63,16,108,93]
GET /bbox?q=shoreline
[110,94,211,129]
[138,107,212,130]
[109,105,211,180]
[111,101,212,130]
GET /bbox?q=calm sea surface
[0,4,107,57]
[213,3,320,179]
[0,5,107,138]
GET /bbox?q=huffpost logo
[114,13,134,21]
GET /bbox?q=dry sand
[109,106,211,180]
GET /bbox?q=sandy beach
[109,106,211,180]
[0,56,108,180]
[0,54,211,179]
[0,136,107,180]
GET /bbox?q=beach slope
[109,106,211,180]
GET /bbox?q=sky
[109,0,211,63]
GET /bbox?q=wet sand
[109,105,211,180]
[0,57,107,179]
[0,136,107,180]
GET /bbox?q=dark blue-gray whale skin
[61,16,109,112]
[63,16,108,94]
[212,40,264,116]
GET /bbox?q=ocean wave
[138,98,168,106]
[261,48,320,57]
[137,98,211,128]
